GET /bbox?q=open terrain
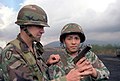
[98,55,120,81]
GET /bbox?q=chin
[70,50,77,52]
[72,48,79,52]
[35,38,40,42]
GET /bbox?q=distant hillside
[85,40,110,45]
[44,41,60,48]
[44,40,118,48]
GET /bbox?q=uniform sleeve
[0,49,4,81]
[86,51,110,80]
[51,76,66,81]
[1,44,33,81]
[47,61,67,81]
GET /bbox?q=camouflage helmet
[60,23,85,43]
[15,4,49,27]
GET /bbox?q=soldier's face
[64,34,80,53]
[28,25,45,41]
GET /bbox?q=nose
[71,39,76,44]
[39,27,45,34]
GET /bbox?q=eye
[66,37,72,40]
[75,37,80,40]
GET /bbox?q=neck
[66,49,78,58]
[20,30,33,52]
[70,52,78,58]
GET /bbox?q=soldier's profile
[0,4,60,81]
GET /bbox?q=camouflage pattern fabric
[1,34,67,81]
[0,47,4,81]
[49,49,110,81]
[1,34,47,81]
[15,5,49,27]
[60,23,85,43]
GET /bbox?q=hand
[76,57,98,78]
[66,68,83,81]
[46,54,60,65]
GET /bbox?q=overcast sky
[0,0,120,47]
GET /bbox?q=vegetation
[44,44,120,56]
[91,44,120,56]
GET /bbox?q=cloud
[42,0,120,45]
[85,0,120,33]
[83,0,120,44]
[0,4,18,41]
[0,23,19,40]
[0,0,120,47]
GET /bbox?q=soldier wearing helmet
[48,23,110,81]
[60,23,85,43]
[1,4,61,81]
[15,4,49,42]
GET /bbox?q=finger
[51,54,59,60]
[76,59,89,70]
[76,57,86,65]
[54,54,60,60]
[52,57,56,60]
[80,70,93,76]
[81,76,84,79]
[85,60,91,65]
[76,64,93,73]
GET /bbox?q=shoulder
[2,43,15,54]
[2,38,21,56]
[2,42,23,68]
[4,43,14,49]
[2,42,18,61]
[86,51,96,57]
[86,51,99,62]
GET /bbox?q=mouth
[37,34,42,37]
[70,46,77,49]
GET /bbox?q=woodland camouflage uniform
[1,35,66,81]
[0,5,67,81]
[49,49,110,81]
[1,35,48,81]
[48,23,110,81]
[0,47,4,81]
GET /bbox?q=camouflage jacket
[48,49,110,81]
[1,34,66,81]
[0,47,4,81]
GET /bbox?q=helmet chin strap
[23,27,38,42]
[22,27,44,55]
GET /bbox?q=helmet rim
[15,20,50,27]
[15,4,49,27]
[60,23,86,43]
[60,32,85,43]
